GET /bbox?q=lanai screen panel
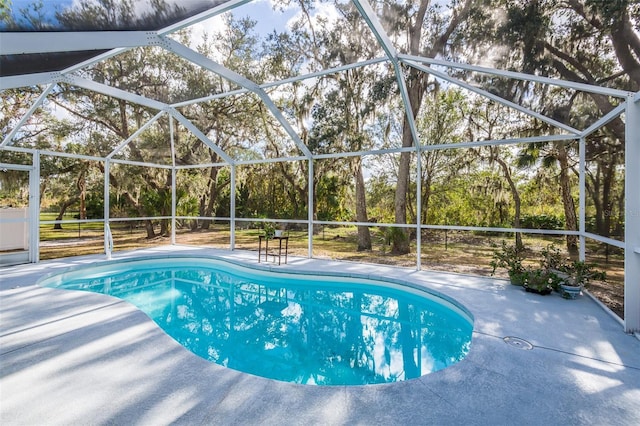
[0,0,231,77]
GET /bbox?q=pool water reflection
[42,258,473,385]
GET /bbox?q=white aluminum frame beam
[172,57,388,108]
[230,165,236,250]
[625,96,640,333]
[404,59,582,135]
[423,134,578,151]
[0,162,32,171]
[168,108,235,164]
[110,158,173,169]
[29,153,40,262]
[580,102,626,138]
[0,72,57,90]
[3,145,104,162]
[400,54,632,99]
[15,148,170,169]
[1,83,56,147]
[308,158,314,258]
[170,116,177,245]
[0,49,131,90]
[176,162,228,170]
[579,137,586,261]
[60,76,234,166]
[63,75,168,110]
[314,146,415,160]
[107,111,166,159]
[264,57,387,90]
[582,232,626,250]
[351,0,421,146]
[104,159,111,258]
[0,0,251,90]
[236,155,308,165]
[162,37,312,158]
[352,0,423,267]
[158,0,254,35]
[0,31,157,55]
[62,48,130,74]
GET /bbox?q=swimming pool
[39,256,473,385]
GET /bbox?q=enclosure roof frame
[0,0,638,334]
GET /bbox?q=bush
[521,214,564,230]
[490,240,525,284]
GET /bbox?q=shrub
[521,214,564,230]
[490,241,525,284]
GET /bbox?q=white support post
[170,116,176,246]
[231,165,236,250]
[104,159,111,259]
[29,152,40,263]
[308,158,314,258]
[416,148,422,271]
[579,137,586,261]
[625,97,640,333]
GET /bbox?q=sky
[5,0,74,28]
[3,0,295,34]
[189,0,297,47]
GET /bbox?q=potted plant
[490,241,526,285]
[558,260,606,299]
[274,223,285,237]
[263,222,275,239]
[539,244,564,272]
[522,268,562,295]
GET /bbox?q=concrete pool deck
[1,246,639,425]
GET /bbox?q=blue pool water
[40,257,473,385]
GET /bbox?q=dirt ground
[584,280,624,319]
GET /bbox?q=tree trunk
[202,165,219,230]
[392,0,473,254]
[160,219,169,236]
[394,71,427,254]
[494,156,523,250]
[399,301,419,379]
[557,145,578,255]
[601,162,615,237]
[160,172,172,237]
[586,166,603,233]
[53,197,78,229]
[394,149,412,254]
[392,0,429,255]
[144,220,155,239]
[312,169,322,236]
[354,157,372,251]
[421,173,433,224]
[77,172,86,220]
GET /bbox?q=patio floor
[1,246,639,425]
